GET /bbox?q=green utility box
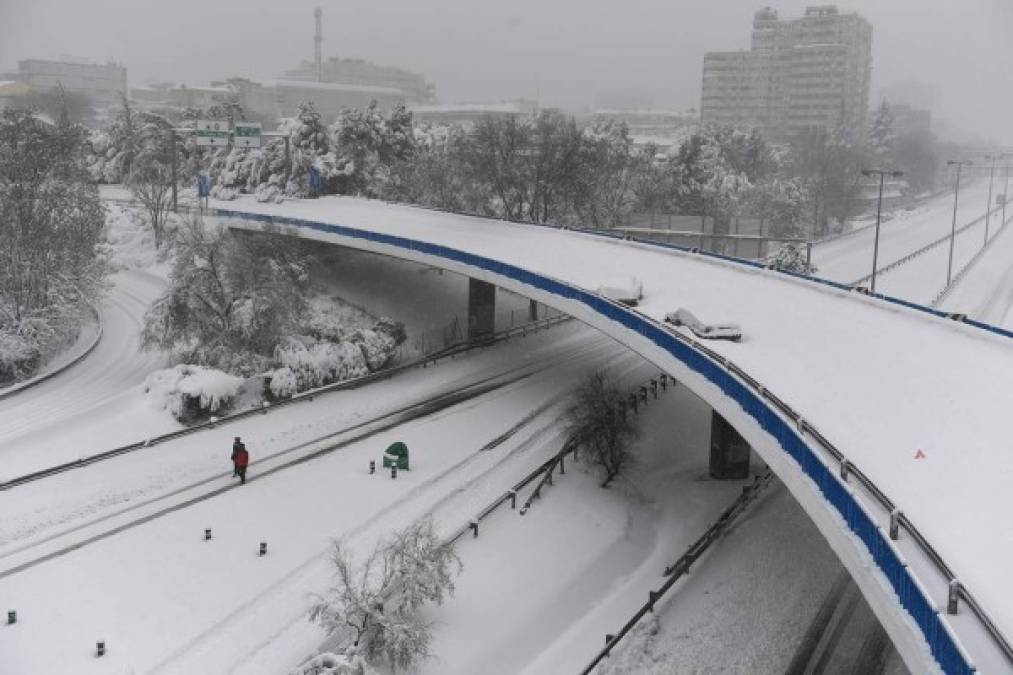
[382,441,410,470]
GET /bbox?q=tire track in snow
[0,335,619,574]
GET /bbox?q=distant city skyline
[1,0,1011,144]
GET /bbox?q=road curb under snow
[0,305,104,403]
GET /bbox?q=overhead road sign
[196,119,230,147]
[233,122,262,148]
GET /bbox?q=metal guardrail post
[948,579,961,615]
[889,508,901,540]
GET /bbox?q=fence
[306,368,672,668]
[580,471,775,674]
[215,205,1012,673]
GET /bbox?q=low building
[284,57,435,103]
[237,79,404,123]
[18,59,126,107]
[409,100,537,127]
[0,81,31,110]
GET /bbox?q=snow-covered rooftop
[266,79,403,97]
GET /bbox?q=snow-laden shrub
[266,366,298,399]
[144,364,243,424]
[0,330,41,385]
[211,185,238,200]
[351,329,398,371]
[255,183,284,203]
[765,243,818,274]
[274,336,369,391]
[291,650,377,675]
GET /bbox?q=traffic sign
[233,122,262,149]
[196,119,230,147]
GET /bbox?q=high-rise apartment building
[701,5,872,141]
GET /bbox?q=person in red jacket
[231,437,249,485]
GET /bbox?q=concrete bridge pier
[709,410,751,479]
[468,278,496,340]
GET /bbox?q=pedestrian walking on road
[231,437,249,485]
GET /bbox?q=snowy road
[0,323,669,674]
[0,269,168,473]
[811,180,995,285]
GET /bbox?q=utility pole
[314,7,323,83]
[168,128,178,213]
[862,168,904,294]
[945,160,972,286]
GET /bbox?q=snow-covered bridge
[210,196,1013,675]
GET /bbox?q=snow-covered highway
[207,193,1013,674]
[0,269,168,468]
[0,322,666,674]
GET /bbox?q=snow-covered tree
[129,154,174,249]
[142,217,310,374]
[765,242,818,274]
[309,517,461,672]
[564,369,640,487]
[869,100,896,164]
[330,101,415,196]
[787,125,865,235]
[744,177,810,238]
[0,107,108,383]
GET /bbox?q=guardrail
[0,314,570,491]
[849,203,1004,286]
[580,471,775,674]
[0,303,103,402]
[214,206,1010,674]
[932,212,1013,307]
[307,368,669,667]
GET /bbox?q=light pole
[1003,162,1010,229]
[983,153,1000,245]
[945,160,972,286]
[862,168,904,293]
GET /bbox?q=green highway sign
[196,119,230,147]
[233,122,262,148]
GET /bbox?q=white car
[664,308,742,342]
[597,278,644,307]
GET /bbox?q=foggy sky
[2,0,1011,144]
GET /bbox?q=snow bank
[144,364,244,423]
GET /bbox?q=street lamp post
[984,153,999,245]
[1004,163,1010,229]
[945,160,972,287]
[862,168,904,294]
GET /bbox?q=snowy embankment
[416,378,756,675]
[0,202,172,477]
[0,325,656,674]
[939,212,1013,327]
[0,306,101,400]
[597,485,845,674]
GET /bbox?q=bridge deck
[213,195,1013,669]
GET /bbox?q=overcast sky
[1,0,1011,143]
